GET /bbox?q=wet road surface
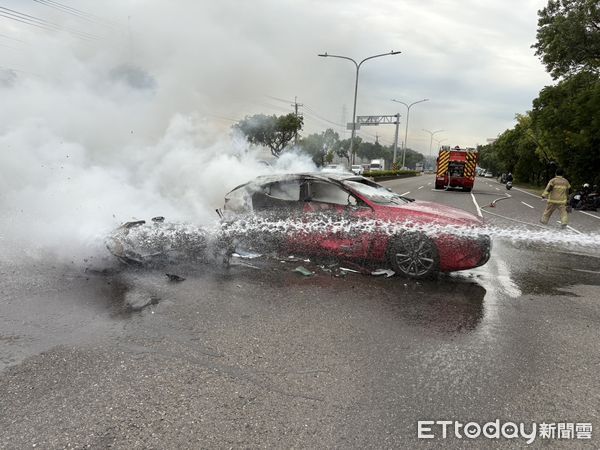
[1,175,599,448]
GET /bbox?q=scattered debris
[371,269,395,278]
[126,295,160,313]
[232,250,262,259]
[165,273,185,282]
[339,267,360,273]
[294,266,314,276]
[230,260,261,270]
[152,216,165,222]
[284,255,310,262]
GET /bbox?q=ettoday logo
[418,420,593,444]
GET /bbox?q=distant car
[484,171,494,178]
[222,173,491,278]
[351,165,364,175]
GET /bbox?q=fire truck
[434,146,479,191]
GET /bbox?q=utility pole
[291,96,303,146]
[392,113,400,168]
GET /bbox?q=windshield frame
[341,179,412,206]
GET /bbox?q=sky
[0,0,554,261]
[1,0,552,151]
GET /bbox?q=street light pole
[423,128,444,170]
[391,98,428,169]
[319,51,401,165]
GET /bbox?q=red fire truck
[434,146,479,191]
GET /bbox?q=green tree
[477,144,502,175]
[234,113,303,157]
[530,71,600,186]
[492,113,548,184]
[533,0,600,79]
[334,137,363,167]
[299,128,340,167]
[400,147,426,169]
[356,140,384,162]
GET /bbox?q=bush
[363,170,418,178]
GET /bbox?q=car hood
[382,200,484,227]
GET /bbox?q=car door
[248,179,303,252]
[296,180,375,260]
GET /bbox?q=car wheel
[434,181,444,190]
[463,187,472,192]
[388,232,439,279]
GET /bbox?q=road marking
[578,210,600,220]
[495,187,500,191]
[418,186,424,190]
[567,225,582,234]
[512,186,542,198]
[573,269,600,274]
[400,191,410,196]
[521,201,534,209]
[470,192,483,217]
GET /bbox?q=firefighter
[540,168,571,228]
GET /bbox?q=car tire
[463,187,472,192]
[388,232,439,279]
[434,181,444,190]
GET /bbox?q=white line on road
[495,187,500,191]
[578,210,600,220]
[521,201,534,209]
[567,225,583,234]
[418,186,424,190]
[400,191,411,196]
[471,192,483,217]
[573,269,600,274]
[512,186,543,199]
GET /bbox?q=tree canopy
[234,113,303,158]
[480,0,600,189]
[533,0,600,79]
[300,128,340,166]
[531,71,600,185]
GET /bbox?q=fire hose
[480,195,550,229]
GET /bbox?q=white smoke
[0,40,316,263]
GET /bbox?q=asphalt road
[1,174,599,449]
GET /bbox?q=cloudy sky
[1,0,552,153]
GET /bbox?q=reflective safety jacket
[542,176,571,204]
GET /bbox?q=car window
[308,181,357,206]
[343,180,411,205]
[267,180,300,201]
[252,180,301,212]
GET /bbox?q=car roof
[225,172,365,196]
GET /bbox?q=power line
[265,94,294,104]
[0,32,27,43]
[303,104,346,128]
[0,6,100,40]
[32,0,121,29]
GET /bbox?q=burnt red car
[223,172,491,278]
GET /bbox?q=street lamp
[318,50,401,165]
[434,137,447,147]
[391,98,428,168]
[423,128,444,170]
